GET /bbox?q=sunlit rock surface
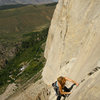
[5,79,49,100]
[42,0,100,100]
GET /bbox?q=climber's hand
[76,83,79,86]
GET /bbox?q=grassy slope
[0,4,27,10]
[0,3,56,45]
[0,27,48,94]
[0,2,57,94]
[0,3,56,69]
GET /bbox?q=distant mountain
[0,0,17,6]
[0,0,57,6]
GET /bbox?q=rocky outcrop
[42,0,100,100]
[0,83,17,100]
[36,87,50,100]
[6,79,50,100]
[0,42,21,69]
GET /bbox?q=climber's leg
[57,95,61,100]
[68,83,76,91]
[63,86,70,92]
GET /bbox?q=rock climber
[52,76,79,100]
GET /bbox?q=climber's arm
[65,77,79,86]
[58,82,71,95]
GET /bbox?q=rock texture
[5,79,50,100]
[0,83,17,100]
[0,42,21,69]
[42,0,100,100]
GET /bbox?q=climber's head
[57,76,66,88]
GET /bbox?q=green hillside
[0,4,27,10]
[0,3,56,69]
[0,3,57,94]
[0,27,48,94]
[0,3,56,44]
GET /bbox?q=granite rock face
[5,79,50,100]
[42,0,100,100]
